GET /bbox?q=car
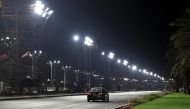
[87,87,109,102]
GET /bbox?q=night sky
[44,0,190,75]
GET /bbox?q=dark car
[87,87,109,102]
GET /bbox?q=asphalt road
[0,91,160,109]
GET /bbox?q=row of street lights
[102,51,165,80]
[46,60,80,90]
[72,34,166,82]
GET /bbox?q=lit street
[1,0,190,109]
[0,91,159,109]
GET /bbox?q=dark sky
[44,0,190,75]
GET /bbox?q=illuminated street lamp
[143,69,147,73]
[101,51,105,56]
[73,35,79,42]
[128,65,131,68]
[154,74,157,77]
[32,0,54,19]
[123,78,129,81]
[139,69,142,72]
[54,60,60,64]
[146,72,149,75]
[150,72,153,76]
[84,36,94,47]
[132,65,137,71]
[108,52,115,59]
[117,59,121,64]
[123,60,128,66]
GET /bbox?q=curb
[115,103,133,109]
[0,93,85,101]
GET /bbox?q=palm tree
[166,9,190,94]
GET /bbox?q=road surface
[0,91,160,109]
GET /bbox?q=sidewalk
[0,93,85,100]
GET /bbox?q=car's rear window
[89,87,102,92]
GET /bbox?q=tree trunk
[184,72,190,94]
[175,77,180,92]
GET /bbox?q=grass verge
[132,93,190,109]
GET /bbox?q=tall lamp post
[30,50,42,78]
[84,36,94,88]
[61,65,72,90]
[107,52,115,90]
[73,35,94,88]
[21,50,42,78]
[47,60,60,86]
[73,70,80,82]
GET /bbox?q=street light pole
[31,57,34,77]
[29,50,42,78]
[47,60,60,87]
[47,61,53,86]
[76,71,79,82]
[73,70,79,82]
[72,35,94,89]
[64,69,66,90]
[61,66,71,91]
[50,62,53,86]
